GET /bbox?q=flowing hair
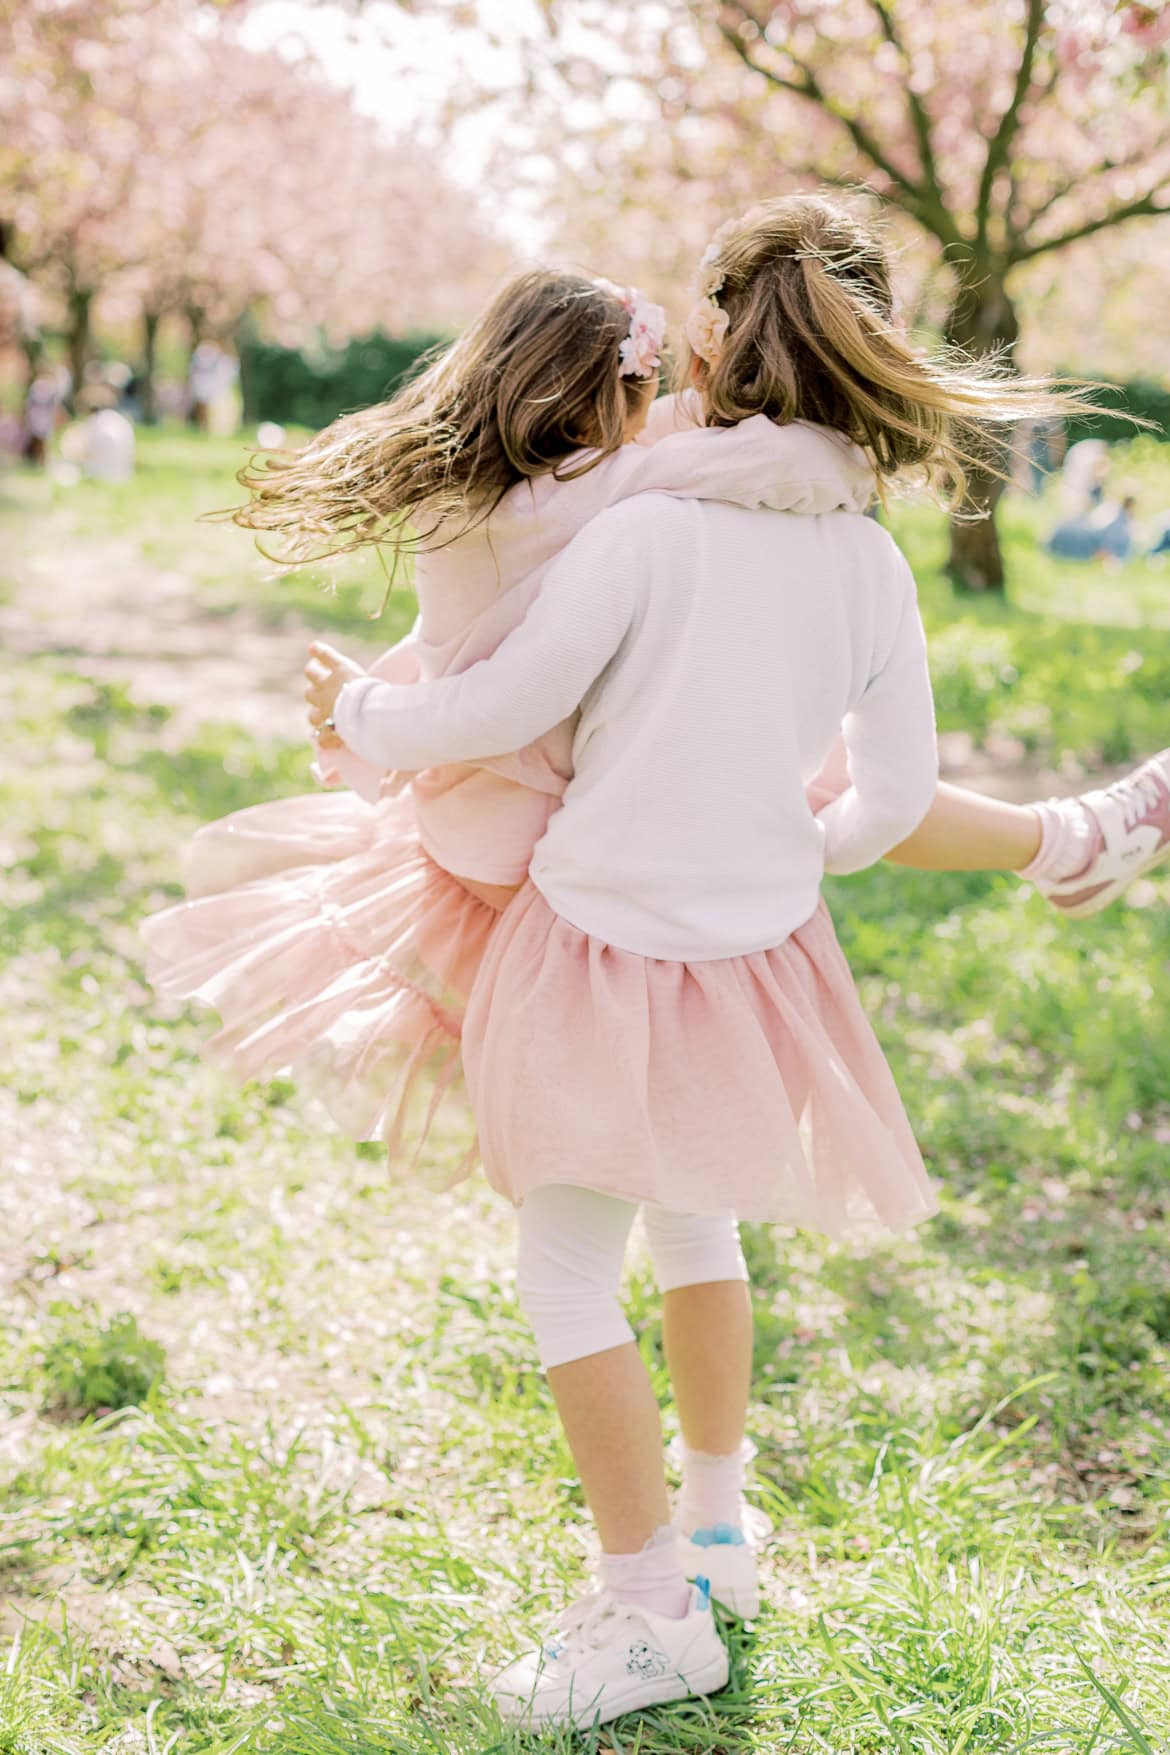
[680,193,1121,513]
[232,270,655,570]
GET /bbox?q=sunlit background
[4,4,1170,1750]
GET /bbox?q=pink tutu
[462,883,938,1238]
[142,791,500,1185]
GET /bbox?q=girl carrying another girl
[298,194,1165,1728]
[146,249,1168,1177]
[149,195,1169,1731]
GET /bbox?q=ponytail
[682,194,1122,512]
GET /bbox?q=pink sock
[600,1522,691,1619]
[676,1435,757,1537]
[1019,799,1102,882]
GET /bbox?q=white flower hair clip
[685,213,750,366]
[694,215,741,301]
[595,278,667,379]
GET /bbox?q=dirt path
[1,535,386,745]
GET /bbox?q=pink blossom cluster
[2,0,509,360]
[502,0,1170,377]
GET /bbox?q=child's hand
[305,641,365,739]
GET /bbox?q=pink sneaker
[1039,750,1170,918]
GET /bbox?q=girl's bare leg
[661,1281,752,1456]
[547,1287,753,1557]
[885,782,1042,872]
[520,1186,675,1557]
[812,741,1045,874]
[547,1344,672,1554]
[642,1208,756,1532]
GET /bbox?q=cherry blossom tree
[1,0,504,409]
[707,0,1170,586]
[2,5,188,386]
[121,31,501,414]
[394,0,1170,588]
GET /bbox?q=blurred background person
[1014,413,1068,495]
[1047,491,1137,563]
[1060,436,1111,514]
[186,340,238,433]
[21,361,67,466]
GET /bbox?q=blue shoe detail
[689,1522,746,1548]
[694,1574,711,1610]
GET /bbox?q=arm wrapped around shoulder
[818,546,939,876]
[332,505,642,774]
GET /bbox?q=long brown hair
[681,193,1115,510]
[233,270,654,568]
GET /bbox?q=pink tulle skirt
[142,791,499,1186]
[462,882,938,1238]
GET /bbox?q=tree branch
[716,7,957,242]
[1011,191,1170,263]
[868,0,944,204]
[1013,143,1170,243]
[975,0,1044,252]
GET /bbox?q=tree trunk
[184,303,210,427]
[943,264,1020,593]
[67,286,94,401]
[185,302,206,352]
[947,508,1009,592]
[140,306,161,424]
[20,332,40,393]
[234,305,259,424]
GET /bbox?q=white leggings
[516,1183,749,1371]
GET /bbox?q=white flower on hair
[684,296,730,365]
[694,214,743,298]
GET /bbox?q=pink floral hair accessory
[695,216,741,300]
[686,212,752,365]
[594,277,667,379]
[684,297,730,365]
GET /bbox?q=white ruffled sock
[675,1435,757,1538]
[599,1522,691,1619]
[1019,799,1102,882]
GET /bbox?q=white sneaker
[676,1502,772,1619]
[1037,750,1170,918]
[488,1579,728,1729]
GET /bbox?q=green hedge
[1063,376,1170,446]
[239,330,445,428]
[239,333,1170,447]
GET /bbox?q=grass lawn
[1,430,1169,1753]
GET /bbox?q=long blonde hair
[233,270,654,568]
[681,193,1113,510]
